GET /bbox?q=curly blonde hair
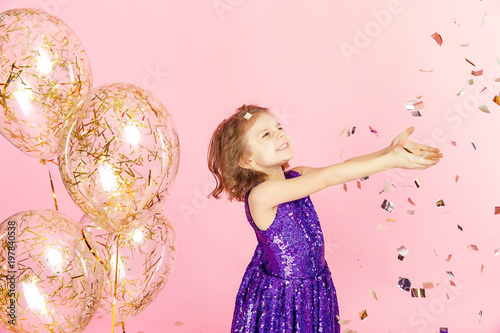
[208,105,289,202]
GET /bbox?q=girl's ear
[238,155,255,169]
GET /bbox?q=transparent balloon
[58,82,180,234]
[80,211,176,324]
[0,8,93,159]
[0,209,104,333]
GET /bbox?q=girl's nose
[277,131,285,139]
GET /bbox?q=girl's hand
[387,127,443,169]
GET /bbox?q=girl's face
[241,112,294,174]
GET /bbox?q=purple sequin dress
[232,170,340,333]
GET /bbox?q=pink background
[1,0,500,332]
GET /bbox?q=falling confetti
[461,43,469,47]
[472,69,484,76]
[455,175,459,183]
[481,11,488,28]
[466,58,476,67]
[493,95,500,106]
[414,180,421,188]
[370,290,378,300]
[481,264,484,275]
[339,127,347,138]
[479,105,490,113]
[471,142,477,150]
[479,310,483,323]
[467,79,475,85]
[174,321,184,327]
[468,244,479,251]
[457,225,463,231]
[368,126,378,136]
[440,328,449,333]
[357,181,361,189]
[397,246,409,259]
[343,183,348,193]
[376,224,389,232]
[447,271,455,279]
[431,32,443,46]
[359,310,368,321]
[422,281,434,289]
[495,207,500,215]
[408,198,416,206]
[436,199,445,207]
[381,199,395,212]
[495,248,500,256]
[445,254,452,262]
[406,210,416,215]
[451,141,457,147]
[387,218,396,223]
[398,277,411,291]
[411,288,426,298]
[457,87,468,97]
[336,316,351,325]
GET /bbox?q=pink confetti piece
[408,197,416,206]
[468,244,479,251]
[472,69,484,76]
[343,183,348,193]
[481,264,484,275]
[495,248,500,256]
[495,207,500,215]
[431,32,443,46]
[357,180,361,189]
[451,140,457,147]
[445,254,452,262]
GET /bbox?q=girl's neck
[263,167,286,181]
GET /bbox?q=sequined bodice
[244,170,326,280]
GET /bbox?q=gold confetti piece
[357,181,361,189]
[338,127,347,138]
[359,309,368,321]
[461,43,469,47]
[414,179,420,188]
[481,10,488,28]
[495,78,500,82]
[481,264,484,275]
[243,112,252,120]
[465,58,476,67]
[455,175,459,183]
[431,32,443,46]
[376,224,389,232]
[479,105,490,113]
[408,197,416,206]
[472,69,484,76]
[445,254,452,262]
[386,218,396,223]
[468,244,479,251]
[174,321,184,326]
[494,207,500,214]
[422,281,434,289]
[457,87,468,97]
[336,315,351,325]
[493,95,500,106]
[457,225,463,231]
[436,199,445,207]
[411,288,426,298]
[343,183,348,193]
[467,79,474,85]
[419,69,434,72]
[370,290,378,300]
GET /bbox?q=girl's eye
[262,132,269,137]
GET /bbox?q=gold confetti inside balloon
[58,82,180,234]
[0,8,92,159]
[80,212,176,324]
[0,209,104,333]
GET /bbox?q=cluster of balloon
[0,7,180,333]
[0,8,92,160]
[0,210,104,333]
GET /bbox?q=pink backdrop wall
[1,0,500,332]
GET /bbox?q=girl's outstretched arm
[249,127,442,230]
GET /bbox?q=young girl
[208,105,442,333]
